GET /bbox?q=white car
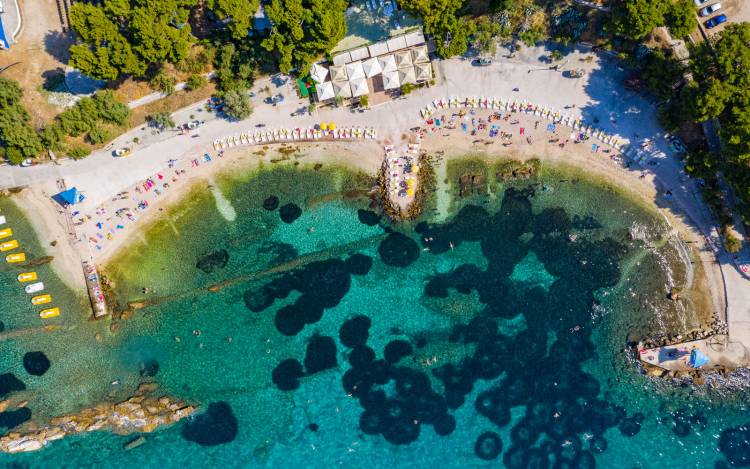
[694,0,710,5]
[0,1,4,13]
[700,2,721,16]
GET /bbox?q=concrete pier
[82,260,109,318]
[638,335,750,371]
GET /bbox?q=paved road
[1,43,748,343]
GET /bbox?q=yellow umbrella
[321,122,328,131]
[329,122,336,130]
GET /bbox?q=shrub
[86,126,110,144]
[724,231,742,253]
[220,90,252,120]
[67,146,91,159]
[186,74,207,91]
[359,95,369,107]
[150,72,177,95]
[148,112,175,130]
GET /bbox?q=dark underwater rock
[382,417,420,445]
[384,340,413,364]
[0,408,31,429]
[357,209,381,226]
[348,345,376,368]
[279,203,302,223]
[23,352,51,377]
[378,232,420,267]
[181,401,238,446]
[0,321,4,333]
[618,413,644,437]
[263,196,280,211]
[475,431,503,460]
[138,359,159,378]
[719,426,750,467]
[272,359,304,391]
[345,254,373,276]
[196,249,229,273]
[304,335,338,375]
[433,413,456,436]
[243,287,274,312]
[589,435,607,454]
[339,315,371,348]
[274,304,306,336]
[0,374,26,398]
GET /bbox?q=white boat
[25,282,44,294]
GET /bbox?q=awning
[349,77,369,97]
[378,54,397,73]
[333,81,352,98]
[414,62,432,81]
[350,46,370,61]
[411,45,429,64]
[317,81,335,100]
[362,57,383,78]
[53,187,85,206]
[689,349,710,368]
[394,50,413,69]
[310,63,329,83]
[398,67,416,85]
[404,30,426,47]
[382,69,400,90]
[368,41,389,57]
[329,65,348,82]
[387,35,407,52]
[346,61,366,81]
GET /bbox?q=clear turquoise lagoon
[1,160,749,468]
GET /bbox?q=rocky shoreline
[0,384,196,453]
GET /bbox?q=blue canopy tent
[53,187,85,207]
[688,349,710,368]
[0,16,10,49]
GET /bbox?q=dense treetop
[207,0,262,40]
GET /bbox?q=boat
[0,215,6,225]
[6,253,25,263]
[0,240,19,251]
[0,228,12,239]
[31,294,52,305]
[17,272,38,282]
[39,307,60,319]
[24,282,44,294]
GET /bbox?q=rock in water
[138,359,159,378]
[357,209,381,226]
[304,336,338,375]
[0,374,26,398]
[279,203,302,224]
[181,401,238,446]
[377,232,420,267]
[196,250,229,273]
[263,196,280,211]
[23,352,50,377]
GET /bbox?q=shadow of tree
[43,30,74,64]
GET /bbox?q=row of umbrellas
[311,46,429,83]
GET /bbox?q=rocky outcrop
[0,393,195,453]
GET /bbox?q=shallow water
[1,161,749,468]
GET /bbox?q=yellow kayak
[17,272,37,282]
[0,240,19,251]
[0,228,12,239]
[6,253,25,263]
[32,294,52,306]
[39,307,60,319]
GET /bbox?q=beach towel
[520,128,525,136]
[546,124,556,132]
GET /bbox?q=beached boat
[0,228,12,239]
[39,307,60,319]
[32,294,52,305]
[17,272,37,282]
[6,252,25,263]
[24,282,44,294]
[1,240,19,251]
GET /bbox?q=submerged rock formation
[0,392,195,453]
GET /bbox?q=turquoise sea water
[1,161,750,468]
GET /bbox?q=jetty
[383,136,422,217]
[639,335,750,372]
[82,260,108,318]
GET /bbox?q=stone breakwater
[0,390,196,453]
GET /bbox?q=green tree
[92,91,131,126]
[39,124,65,151]
[262,0,348,74]
[207,0,261,40]
[665,0,696,38]
[87,126,111,144]
[641,50,685,101]
[148,112,176,130]
[470,16,502,56]
[400,0,466,58]
[611,0,666,39]
[186,74,208,90]
[221,90,253,120]
[0,77,45,162]
[68,0,197,81]
[151,71,177,95]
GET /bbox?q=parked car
[472,58,492,67]
[113,147,132,157]
[700,3,721,17]
[705,14,728,28]
[0,1,4,13]
[694,0,710,5]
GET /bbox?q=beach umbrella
[316,81,335,101]
[329,65,348,82]
[382,69,400,90]
[411,45,429,64]
[332,81,352,98]
[394,50,413,69]
[310,63,329,83]
[329,122,336,130]
[362,57,383,78]
[349,77,370,97]
[378,54,397,73]
[414,62,432,82]
[321,122,328,131]
[346,61,366,81]
[398,67,417,85]
[689,349,709,368]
